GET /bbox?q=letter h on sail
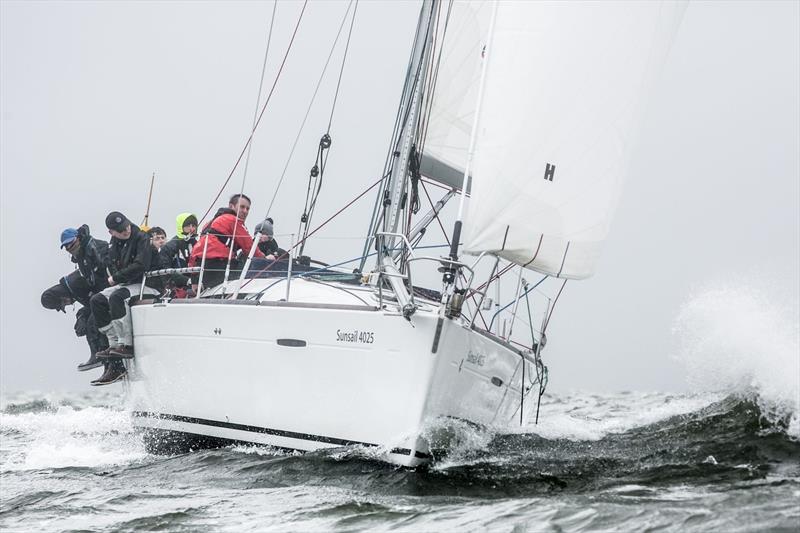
[543,163,556,181]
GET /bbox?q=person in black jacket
[254,218,286,259]
[90,212,159,385]
[159,213,198,268]
[40,226,111,371]
[157,213,197,296]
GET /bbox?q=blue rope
[488,275,548,332]
[249,243,451,297]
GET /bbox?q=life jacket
[201,208,237,247]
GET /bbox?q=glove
[74,307,89,337]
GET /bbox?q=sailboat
[126,0,685,467]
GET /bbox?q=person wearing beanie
[40,224,111,372]
[89,211,160,385]
[255,217,285,259]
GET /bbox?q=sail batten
[424,1,685,279]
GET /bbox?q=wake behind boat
[125,0,686,466]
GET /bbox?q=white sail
[420,0,491,191]
[460,1,685,279]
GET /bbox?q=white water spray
[0,404,146,471]
[673,282,800,439]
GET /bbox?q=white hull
[127,279,537,466]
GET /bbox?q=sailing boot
[77,353,104,372]
[96,322,121,357]
[91,361,127,386]
[109,316,135,358]
[108,345,135,359]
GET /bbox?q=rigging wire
[263,0,356,222]
[488,275,548,332]
[240,1,278,187]
[249,242,450,300]
[198,0,309,226]
[359,0,436,271]
[241,174,386,290]
[222,2,279,292]
[297,1,359,255]
[326,0,358,134]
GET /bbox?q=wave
[672,282,800,439]
[420,395,800,495]
[0,404,146,472]
[520,391,723,442]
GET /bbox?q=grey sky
[1,1,798,394]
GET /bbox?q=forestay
[455,1,685,279]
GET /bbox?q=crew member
[158,213,198,297]
[255,218,286,259]
[147,227,167,251]
[90,212,159,385]
[189,194,264,290]
[159,213,198,269]
[41,226,110,371]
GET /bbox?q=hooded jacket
[189,208,264,266]
[72,224,110,293]
[175,212,197,239]
[108,224,153,284]
[159,213,198,269]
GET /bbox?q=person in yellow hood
[159,213,198,269]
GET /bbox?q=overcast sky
[1,1,798,394]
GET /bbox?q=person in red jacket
[190,193,264,291]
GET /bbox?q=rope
[241,2,278,187]
[241,175,386,289]
[543,278,568,333]
[249,242,450,300]
[488,275,548,332]
[199,0,309,225]
[468,263,515,299]
[223,3,279,292]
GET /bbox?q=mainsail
[420,0,491,193]
[426,1,685,279]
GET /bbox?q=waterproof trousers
[91,284,158,347]
[41,271,108,357]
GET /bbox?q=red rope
[543,279,568,332]
[467,263,514,299]
[199,0,309,225]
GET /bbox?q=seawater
[2,390,797,532]
[2,286,798,532]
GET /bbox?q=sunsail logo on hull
[336,329,374,344]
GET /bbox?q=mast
[369,0,438,317]
[442,0,498,286]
